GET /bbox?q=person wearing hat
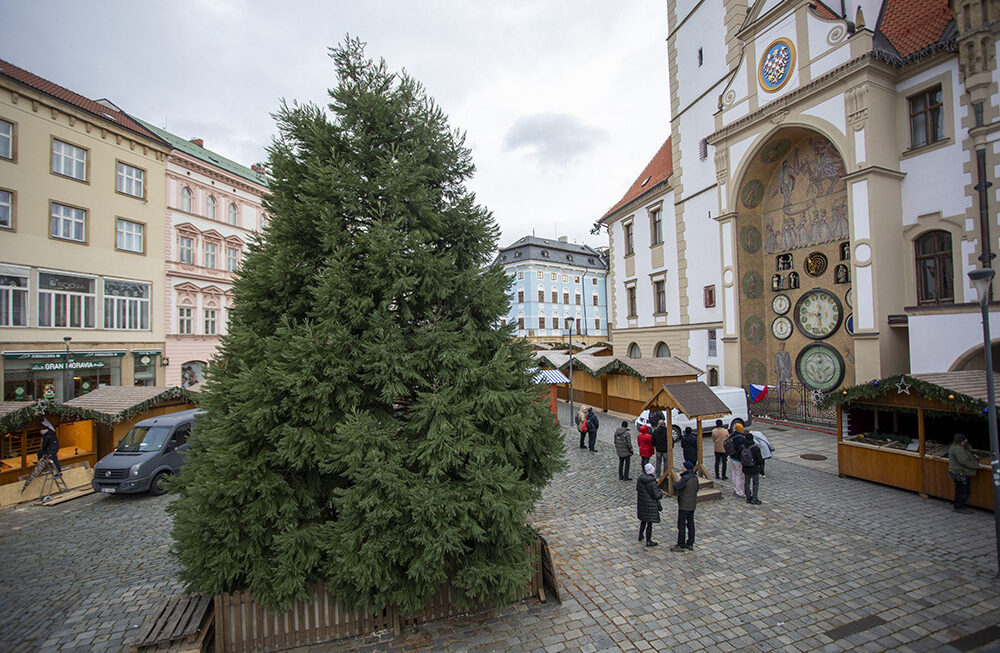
[636,462,663,547]
[711,419,729,480]
[614,420,634,481]
[948,433,981,513]
[670,460,699,552]
[37,419,61,476]
[729,423,747,498]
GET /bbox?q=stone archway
[949,340,1000,373]
[733,127,854,395]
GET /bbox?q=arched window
[627,343,641,359]
[655,342,671,358]
[708,368,719,386]
[228,203,239,225]
[181,187,192,212]
[915,230,953,304]
[206,195,216,220]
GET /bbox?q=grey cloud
[503,113,607,166]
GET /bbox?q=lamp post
[62,336,72,402]
[968,267,1000,578]
[567,318,575,428]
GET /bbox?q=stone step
[696,484,723,503]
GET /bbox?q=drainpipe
[975,148,995,300]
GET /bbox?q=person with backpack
[637,424,654,467]
[636,462,663,547]
[651,418,669,478]
[742,432,764,504]
[576,404,589,449]
[749,430,775,477]
[670,460,699,552]
[614,420,634,481]
[680,426,698,467]
[586,407,599,452]
[711,419,729,480]
[727,424,747,498]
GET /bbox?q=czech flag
[748,384,770,404]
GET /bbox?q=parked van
[635,385,750,439]
[92,408,201,495]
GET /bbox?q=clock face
[845,288,854,308]
[772,294,790,315]
[794,289,843,339]
[846,313,854,336]
[771,316,793,340]
[795,343,845,392]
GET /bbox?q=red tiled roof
[0,58,163,143]
[879,0,954,58]
[600,137,673,221]
[810,2,839,20]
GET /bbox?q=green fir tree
[168,37,565,614]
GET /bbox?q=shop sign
[13,386,26,400]
[4,350,125,360]
[42,384,55,400]
[30,360,106,372]
[132,350,162,356]
[81,380,92,393]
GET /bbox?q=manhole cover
[800,453,827,461]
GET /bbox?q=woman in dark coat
[636,463,663,547]
[681,427,699,466]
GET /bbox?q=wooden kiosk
[641,381,730,503]
[825,371,995,511]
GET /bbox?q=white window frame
[0,188,13,230]
[51,139,87,181]
[0,119,13,160]
[204,308,217,335]
[204,242,218,269]
[179,236,194,264]
[116,218,144,253]
[116,161,144,198]
[226,246,239,272]
[0,266,29,327]
[206,196,216,220]
[181,187,193,212]
[178,306,193,335]
[50,202,86,242]
[38,270,96,328]
[228,203,238,225]
[536,271,543,280]
[517,270,524,280]
[551,272,557,281]
[103,278,150,330]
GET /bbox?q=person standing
[670,460,699,552]
[749,430,775,477]
[637,424,654,467]
[614,420,634,481]
[741,432,764,505]
[576,404,589,449]
[636,462,663,547]
[729,424,747,498]
[586,407,600,452]
[948,433,980,513]
[652,418,669,478]
[38,421,60,476]
[680,426,698,467]
[711,420,729,480]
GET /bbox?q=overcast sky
[4,0,669,250]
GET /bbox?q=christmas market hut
[554,355,702,414]
[533,368,570,415]
[821,371,995,510]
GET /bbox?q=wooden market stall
[533,369,570,416]
[641,381,728,502]
[826,371,996,511]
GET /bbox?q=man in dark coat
[948,433,980,513]
[614,421,634,481]
[670,460,699,552]
[742,432,764,504]
[636,462,663,547]
[680,426,698,467]
[651,419,669,478]
[38,422,60,475]
[586,407,599,452]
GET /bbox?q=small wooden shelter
[823,371,996,510]
[641,381,729,502]
[533,369,570,416]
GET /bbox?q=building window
[551,272,557,281]
[653,280,666,314]
[708,330,717,357]
[0,270,28,327]
[0,189,13,230]
[228,203,238,225]
[517,289,524,303]
[627,343,641,359]
[538,289,545,303]
[538,316,546,329]
[181,187,193,212]
[116,162,144,198]
[562,274,568,283]
[50,202,86,242]
[697,47,703,66]
[704,284,716,308]
[563,291,569,304]
[518,317,525,330]
[909,86,944,149]
[536,271,543,280]
[116,218,144,253]
[627,286,637,318]
[38,272,95,328]
[178,307,193,335]
[204,242,218,269]
[207,196,216,220]
[51,139,87,181]
[517,270,524,280]
[650,209,663,245]
[624,222,634,255]
[574,276,580,283]
[551,290,558,303]
[204,309,217,335]
[103,279,150,330]
[0,119,13,160]
[595,318,600,330]
[179,236,194,264]
[699,138,708,161]
[593,293,598,306]
[915,230,953,304]
[575,293,581,305]
[655,342,671,358]
[226,246,240,272]
[592,278,597,285]
[708,367,719,386]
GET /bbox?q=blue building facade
[496,236,609,345]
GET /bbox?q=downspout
[840,0,856,32]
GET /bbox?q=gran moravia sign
[30,360,106,372]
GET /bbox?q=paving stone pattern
[3,403,1000,652]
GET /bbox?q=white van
[635,385,751,439]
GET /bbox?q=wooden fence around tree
[215,536,557,652]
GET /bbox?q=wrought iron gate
[750,383,837,427]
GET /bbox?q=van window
[172,424,191,447]
[116,425,172,453]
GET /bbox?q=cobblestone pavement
[3,404,1000,652]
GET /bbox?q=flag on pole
[748,384,770,404]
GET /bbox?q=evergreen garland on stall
[817,373,989,414]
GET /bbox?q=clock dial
[771,316,793,340]
[794,289,843,340]
[846,313,854,336]
[845,288,854,308]
[772,294,790,315]
[795,343,845,392]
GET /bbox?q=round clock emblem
[772,293,790,315]
[772,316,793,340]
[795,343,845,392]
[744,315,765,344]
[845,313,854,336]
[804,252,828,277]
[794,288,843,339]
[742,270,764,299]
[740,225,762,253]
[758,38,795,93]
[845,288,854,308]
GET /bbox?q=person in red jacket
[637,424,654,467]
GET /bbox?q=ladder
[20,455,69,502]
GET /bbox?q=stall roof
[534,351,570,369]
[578,344,613,357]
[642,382,731,419]
[820,371,1000,412]
[564,355,702,382]
[534,369,570,384]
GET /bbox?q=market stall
[823,371,996,510]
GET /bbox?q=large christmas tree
[168,38,564,614]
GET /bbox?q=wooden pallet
[132,594,213,653]
[34,486,94,506]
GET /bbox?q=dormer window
[541,250,550,258]
[640,176,651,187]
[567,255,574,261]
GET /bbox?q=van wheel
[672,426,681,442]
[149,471,170,496]
[730,418,745,432]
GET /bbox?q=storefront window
[133,352,157,386]
[3,351,122,400]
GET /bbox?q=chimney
[190,138,204,147]
[558,236,568,243]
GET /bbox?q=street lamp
[567,318,575,428]
[62,336,72,402]
[968,267,1000,578]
